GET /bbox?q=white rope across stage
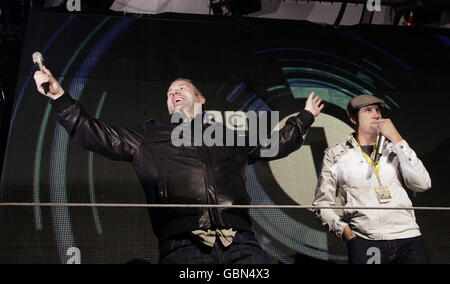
[0,202,449,211]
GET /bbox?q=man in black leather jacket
[34,67,324,264]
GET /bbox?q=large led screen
[1,11,449,264]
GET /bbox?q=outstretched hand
[304,92,324,117]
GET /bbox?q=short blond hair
[170,78,203,98]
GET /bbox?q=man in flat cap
[313,94,432,264]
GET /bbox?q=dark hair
[348,110,359,130]
[347,103,383,130]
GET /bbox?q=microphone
[374,134,386,163]
[32,52,50,94]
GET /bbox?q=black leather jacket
[51,93,315,241]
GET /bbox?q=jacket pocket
[342,186,359,220]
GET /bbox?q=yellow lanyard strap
[356,141,380,179]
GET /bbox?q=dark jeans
[347,235,430,264]
[159,231,272,264]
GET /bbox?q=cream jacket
[313,134,431,240]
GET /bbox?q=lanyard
[355,140,380,179]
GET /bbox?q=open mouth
[174,97,185,104]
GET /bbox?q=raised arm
[34,67,144,161]
[372,118,431,192]
[248,92,323,163]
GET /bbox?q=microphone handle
[374,134,386,163]
[42,82,50,94]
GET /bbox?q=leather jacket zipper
[197,145,220,226]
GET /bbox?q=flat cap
[346,94,385,114]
